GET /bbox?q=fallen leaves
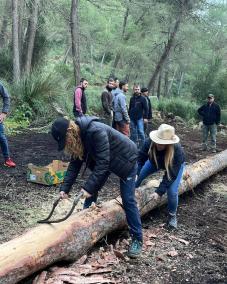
[169,235,190,245]
[167,250,178,257]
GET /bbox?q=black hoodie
[60,116,138,195]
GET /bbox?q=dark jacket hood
[75,116,99,137]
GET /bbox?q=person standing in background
[112,81,130,136]
[0,82,16,167]
[111,77,120,96]
[198,94,221,153]
[141,87,152,135]
[101,78,115,126]
[73,78,88,118]
[129,84,148,148]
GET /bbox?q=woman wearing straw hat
[135,124,185,229]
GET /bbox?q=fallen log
[0,150,227,284]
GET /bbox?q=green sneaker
[128,238,143,258]
[168,213,177,229]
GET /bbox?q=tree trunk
[24,0,40,74]
[18,0,25,62]
[157,69,162,99]
[12,0,21,81]
[0,1,11,48]
[70,0,80,85]
[112,4,129,72]
[177,71,184,96]
[164,68,169,97]
[0,150,227,284]
[147,13,182,92]
[167,66,177,96]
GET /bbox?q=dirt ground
[0,118,226,284]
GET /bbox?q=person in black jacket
[51,116,143,258]
[141,87,152,135]
[198,94,221,153]
[101,78,114,126]
[129,84,148,148]
[135,124,185,229]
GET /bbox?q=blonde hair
[64,120,84,160]
[149,143,174,180]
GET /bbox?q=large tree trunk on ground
[0,150,227,284]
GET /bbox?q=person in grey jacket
[112,80,130,136]
[0,82,16,167]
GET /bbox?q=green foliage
[86,87,103,115]
[221,110,227,124]
[192,58,227,107]
[157,97,199,121]
[9,70,69,122]
[0,48,13,81]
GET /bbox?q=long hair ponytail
[149,143,174,180]
[64,121,84,160]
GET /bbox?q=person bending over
[136,124,185,229]
[51,116,143,258]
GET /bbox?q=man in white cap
[135,124,185,229]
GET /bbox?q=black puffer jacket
[138,138,185,196]
[60,116,138,195]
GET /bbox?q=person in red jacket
[73,78,88,117]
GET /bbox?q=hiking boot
[202,145,207,151]
[211,149,217,153]
[4,158,16,168]
[128,238,143,258]
[168,213,177,229]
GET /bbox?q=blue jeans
[0,123,9,159]
[84,164,143,241]
[136,160,185,214]
[130,118,145,149]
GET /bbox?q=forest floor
[0,116,226,284]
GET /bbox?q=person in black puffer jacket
[135,124,185,229]
[51,116,142,258]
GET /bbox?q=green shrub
[9,70,69,123]
[0,48,13,81]
[221,110,227,124]
[157,97,199,121]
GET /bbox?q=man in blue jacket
[51,116,143,258]
[198,94,221,153]
[0,82,16,167]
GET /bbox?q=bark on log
[0,150,227,284]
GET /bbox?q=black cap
[51,118,69,151]
[141,87,148,93]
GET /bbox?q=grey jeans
[202,123,217,149]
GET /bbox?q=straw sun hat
[149,124,180,145]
